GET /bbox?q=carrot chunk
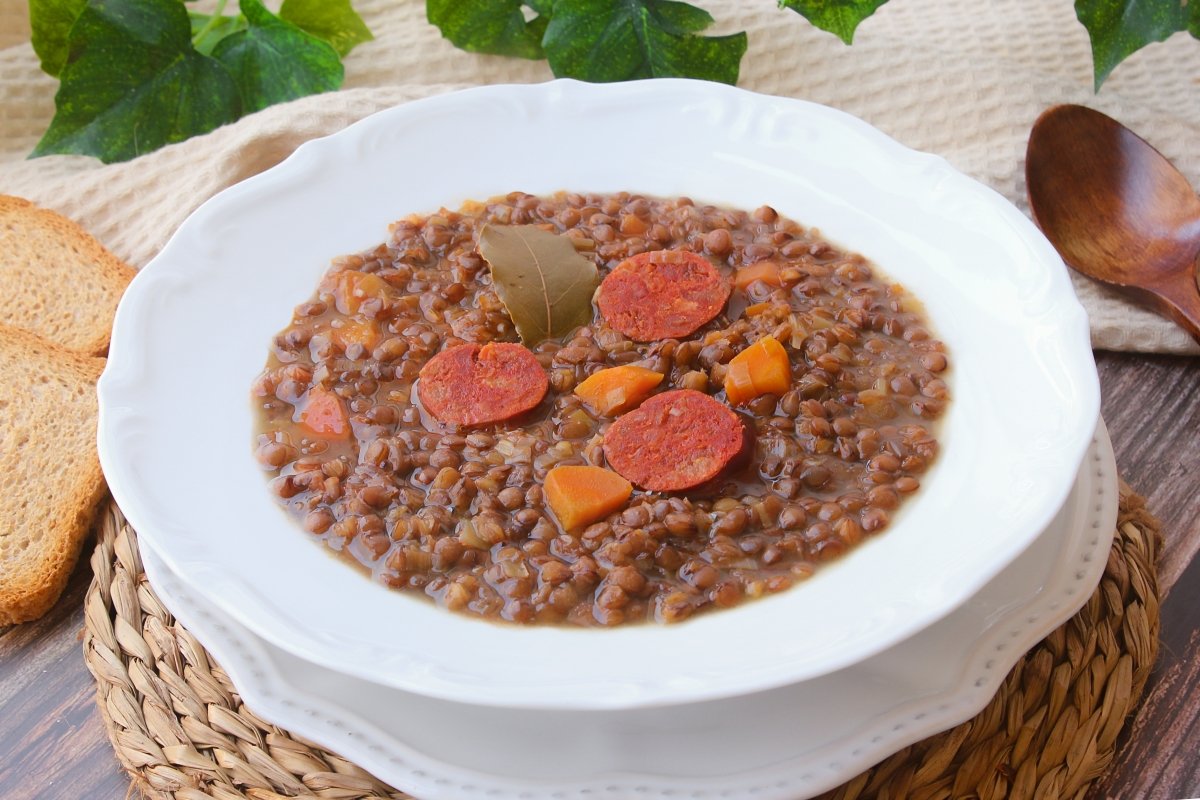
[331,319,379,351]
[544,466,633,530]
[733,261,781,291]
[298,385,350,438]
[744,302,774,316]
[332,270,390,315]
[723,336,791,406]
[573,365,664,416]
[724,360,757,406]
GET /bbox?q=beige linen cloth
[1,0,1198,353]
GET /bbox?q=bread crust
[0,195,136,356]
[0,325,107,625]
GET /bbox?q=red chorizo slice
[418,342,548,426]
[603,389,746,492]
[596,250,731,342]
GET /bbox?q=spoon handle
[1149,258,1200,345]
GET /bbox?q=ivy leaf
[212,0,343,114]
[279,0,374,58]
[778,0,890,45]
[31,0,242,164]
[1075,0,1188,88]
[189,11,247,57]
[541,0,748,84]
[29,0,87,76]
[477,224,600,346]
[426,0,548,59]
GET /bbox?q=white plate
[99,79,1100,709]
[139,423,1116,800]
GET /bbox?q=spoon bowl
[1026,104,1200,343]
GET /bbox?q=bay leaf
[477,224,600,347]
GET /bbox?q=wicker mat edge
[82,483,1163,800]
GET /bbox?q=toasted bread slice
[0,326,107,625]
[0,196,136,356]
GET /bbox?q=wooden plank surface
[0,558,129,799]
[1,351,1197,800]
[1087,353,1200,800]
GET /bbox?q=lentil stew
[251,191,949,627]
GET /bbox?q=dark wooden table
[1,351,1197,800]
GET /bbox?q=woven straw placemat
[82,484,1161,800]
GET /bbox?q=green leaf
[212,0,343,114]
[542,0,748,84]
[426,0,548,59]
[29,0,87,76]
[1075,0,1186,88]
[189,10,247,57]
[279,0,374,57]
[477,224,600,347]
[778,0,890,45]
[31,0,242,164]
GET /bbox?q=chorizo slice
[418,342,548,426]
[596,250,730,342]
[603,389,746,492]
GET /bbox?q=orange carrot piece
[331,320,380,351]
[750,337,792,395]
[734,261,781,291]
[724,360,757,406]
[332,270,390,315]
[298,385,350,438]
[724,336,791,405]
[544,465,633,530]
[573,365,664,416]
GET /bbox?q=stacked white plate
[99,81,1108,800]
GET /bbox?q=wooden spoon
[1026,104,1200,344]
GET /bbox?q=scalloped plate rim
[98,78,1100,710]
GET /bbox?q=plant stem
[192,0,231,47]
